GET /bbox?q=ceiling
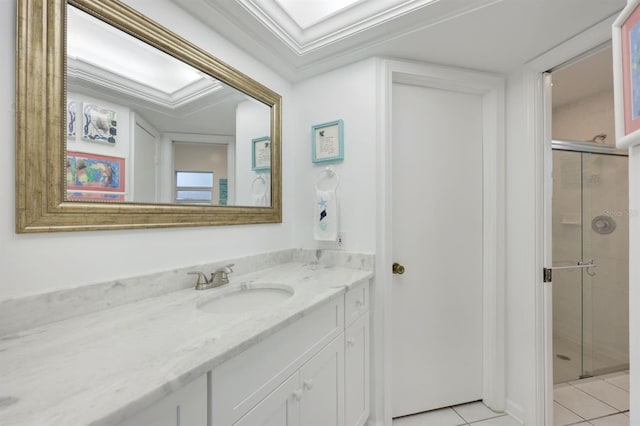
[171,0,626,82]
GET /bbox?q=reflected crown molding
[67,57,223,110]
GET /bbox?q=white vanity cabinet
[344,281,370,426]
[118,374,207,426]
[235,335,345,426]
[210,280,370,426]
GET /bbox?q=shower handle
[543,260,597,282]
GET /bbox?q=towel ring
[251,174,268,196]
[315,167,339,191]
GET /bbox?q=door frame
[520,16,618,426]
[374,58,506,425]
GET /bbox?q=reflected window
[175,171,213,203]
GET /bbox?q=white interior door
[391,83,484,417]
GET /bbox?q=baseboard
[506,399,525,425]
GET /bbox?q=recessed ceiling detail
[172,0,625,82]
[273,0,362,29]
[235,0,439,53]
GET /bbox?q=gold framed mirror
[16,0,282,233]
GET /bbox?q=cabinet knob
[392,262,405,275]
[293,389,303,401]
[303,379,314,391]
[355,299,364,308]
[346,338,355,347]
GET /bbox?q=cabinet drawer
[345,280,369,326]
[211,297,344,425]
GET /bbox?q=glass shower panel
[552,150,585,384]
[581,153,629,377]
[552,149,629,384]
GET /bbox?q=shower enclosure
[552,140,629,384]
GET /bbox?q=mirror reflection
[66,5,271,206]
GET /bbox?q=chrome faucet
[188,264,234,290]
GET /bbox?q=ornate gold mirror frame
[16,0,282,233]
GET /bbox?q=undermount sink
[197,284,294,314]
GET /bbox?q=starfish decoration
[318,198,328,208]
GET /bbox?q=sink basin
[197,284,294,314]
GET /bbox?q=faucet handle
[215,264,234,274]
[188,271,209,286]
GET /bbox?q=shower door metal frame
[552,140,628,156]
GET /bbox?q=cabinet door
[299,335,345,426]
[118,374,207,426]
[234,373,300,426]
[345,312,370,426]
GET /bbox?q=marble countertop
[0,261,372,425]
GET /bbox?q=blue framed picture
[312,119,344,163]
[252,136,270,171]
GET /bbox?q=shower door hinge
[543,268,552,283]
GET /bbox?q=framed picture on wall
[66,151,125,193]
[82,103,117,145]
[67,99,77,138]
[613,0,640,148]
[312,119,344,163]
[252,136,271,171]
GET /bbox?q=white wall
[553,89,616,144]
[1,0,293,299]
[290,58,378,252]
[629,145,639,423]
[504,69,540,424]
[236,99,272,206]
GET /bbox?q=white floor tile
[554,384,617,420]
[573,379,629,411]
[554,401,584,426]
[453,401,503,423]
[392,407,466,426]
[469,414,521,426]
[590,413,630,426]
[603,374,630,392]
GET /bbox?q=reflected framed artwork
[82,103,117,145]
[613,0,640,148]
[66,151,125,194]
[252,136,271,171]
[312,119,344,163]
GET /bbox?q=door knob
[392,262,405,275]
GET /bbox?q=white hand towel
[251,175,268,206]
[314,189,338,241]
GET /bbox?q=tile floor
[553,335,629,384]
[391,371,630,426]
[554,371,630,425]
[392,401,521,426]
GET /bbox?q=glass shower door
[552,147,629,384]
[581,152,629,378]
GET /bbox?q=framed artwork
[252,136,271,171]
[312,119,344,163]
[66,151,125,193]
[613,0,640,148]
[82,103,117,144]
[67,99,77,138]
[67,192,125,202]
